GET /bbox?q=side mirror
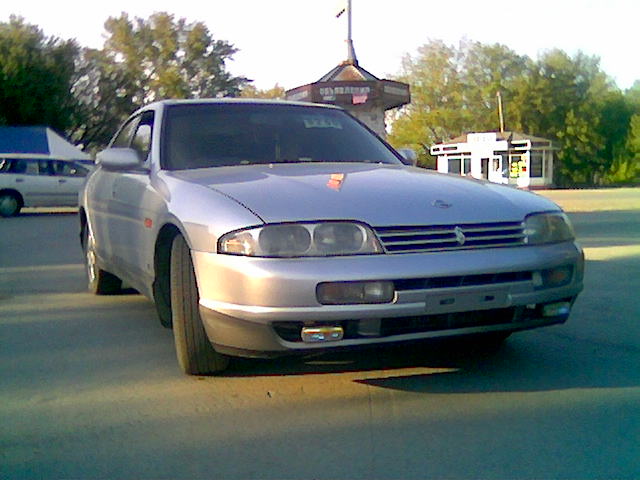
[96,148,143,170]
[397,148,418,167]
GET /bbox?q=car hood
[169,163,559,226]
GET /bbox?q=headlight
[524,212,575,245]
[218,222,383,257]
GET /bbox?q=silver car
[0,158,90,216]
[79,99,584,375]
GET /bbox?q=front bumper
[193,242,584,357]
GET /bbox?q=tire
[152,235,174,329]
[170,234,229,375]
[82,224,122,295]
[153,280,173,329]
[0,193,21,217]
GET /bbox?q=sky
[2,0,639,91]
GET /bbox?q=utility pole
[497,91,505,133]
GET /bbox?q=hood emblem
[432,199,452,209]
[454,226,466,246]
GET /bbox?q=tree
[511,50,622,184]
[595,90,633,172]
[240,84,286,99]
[68,12,250,151]
[68,48,137,152]
[102,12,249,105]
[458,40,529,132]
[0,16,78,131]
[605,82,640,183]
[625,81,640,113]
[387,40,528,166]
[389,41,632,185]
[627,115,640,159]
[387,40,466,165]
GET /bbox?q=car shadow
[218,329,639,395]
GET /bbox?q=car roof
[142,98,342,111]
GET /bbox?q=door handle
[58,179,67,184]
[15,178,24,183]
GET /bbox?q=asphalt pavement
[1,190,639,479]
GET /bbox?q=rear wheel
[82,224,122,294]
[0,193,21,217]
[171,234,229,375]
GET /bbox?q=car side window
[131,112,155,161]
[53,161,89,177]
[38,160,55,176]
[8,159,39,175]
[111,117,140,148]
[6,159,24,174]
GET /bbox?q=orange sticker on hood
[327,173,345,191]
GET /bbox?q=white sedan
[0,158,90,216]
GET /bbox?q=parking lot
[1,188,639,479]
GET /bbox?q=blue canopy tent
[0,126,91,162]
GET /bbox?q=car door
[108,111,160,287]
[6,159,59,207]
[87,117,140,270]
[51,161,90,206]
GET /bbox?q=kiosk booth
[430,131,555,188]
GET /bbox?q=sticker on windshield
[303,116,343,130]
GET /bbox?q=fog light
[301,326,344,343]
[542,302,571,317]
[532,272,543,288]
[317,281,394,305]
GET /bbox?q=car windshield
[161,103,402,170]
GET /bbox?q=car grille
[373,221,525,254]
[393,271,532,291]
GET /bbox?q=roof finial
[345,0,358,65]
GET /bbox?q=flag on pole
[336,1,347,18]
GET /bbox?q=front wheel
[170,234,229,375]
[82,224,122,295]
